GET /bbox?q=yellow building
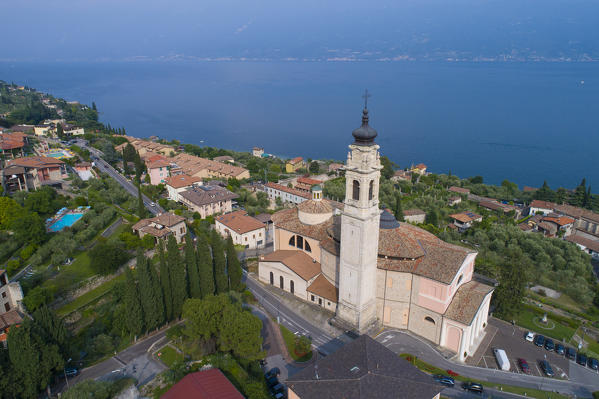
[285,157,305,173]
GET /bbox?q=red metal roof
[161,369,244,399]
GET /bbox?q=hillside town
[2,82,599,398]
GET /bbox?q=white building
[0,270,23,314]
[528,200,556,216]
[264,182,310,205]
[165,174,202,202]
[215,210,266,249]
[64,126,85,136]
[403,209,426,224]
[252,147,264,157]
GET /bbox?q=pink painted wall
[149,166,169,185]
[448,255,475,298]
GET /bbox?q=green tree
[123,268,144,335]
[380,156,395,180]
[31,305,68,353]
[226,237,243,291]
[219,306,264,360]
[159,241,173,321]
[56,123,64,138]
[185,232,202,298]
[167,235,188,319]
[534,181,555,202]
[197,236,215,297]
[309,161,320,174]
[137,184,146,218]
[211,231,228,293]
[12,212,46,245]
[0,196,22,229]
[89,240,128,275]
[136,248,164,330]
[425,209,439,227]
[469,175,484,184]
[393,194,404,222]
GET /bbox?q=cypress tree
[211,230,228,293]
[136,248,163,330]
[123,268,144,336]
[167,235,187,318]
[197,235,215,297]
[185,231,202,298]
[159,241,173,321]
[137,184,146,218]
[226,237,243,292]
[393,194,404,222]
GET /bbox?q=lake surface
[1,61,597,189]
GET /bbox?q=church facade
[258,107,494,362]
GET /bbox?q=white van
[493,348,510,371]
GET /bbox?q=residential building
[0,309,24,346]
[165,174,202,202]
[411,163,428,175]
[263,182,310,204]
[63,126,85,136]
[162,368,244,399]
[132,212,187,243]
[115,137,176,157]
[328,162,344,174]
[259,107,493,361]
[33,124,53,136]
[448,186,470,195]
[403,208,426,224]
[391,169,411,182]
[73,162,93,181]
[252,147,264,157]
[295,176,323,193]
[171,152,250,180]
[146,158,172,185]
[0,132,27,159]
[1,156,68,192]
[213,155,234,163]
[179,185,238,219]
[566,235,599,260]
[287,335,442,399]
[448,196,462,206]
[285,156,305,173]
[450,212,483,232]
[0,271,23,313]
[215,210,266,249]
[528,200,556,216]
[541,215,575,237]
[479,200,521,218]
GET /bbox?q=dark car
[266,375,279,388]
[58,367,79,379]
[577,353,588,366]
[265,367,281,379]
[433,374,455,387]
[566,347,576,360]
[588,357,599,370]
[517,358,530,374]
[539,360,554,377]
[555,343,565,355]
[534,334,545,347]
[544,338,555,351]
[462,382,484,394]
[271,383,285,394]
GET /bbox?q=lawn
[279,325,313,362]
[400,354,569,399]
[57,273,126,316]
[43,252,96,295]
[157,345,183,367]
[514,305,578,342]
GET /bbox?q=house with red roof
[285,157,305,173]
[161,369,244,399]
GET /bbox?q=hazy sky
[3,0,599,62]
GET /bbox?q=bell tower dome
[336,93,382,332]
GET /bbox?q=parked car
[58,367,79,379]
[539,360,554,377]
[265,368,281,379]
[432,374,455,387]
[525,331,535,342]
[576,353,588,366]
[266,375,279,388]
[544,338,555,351]
[271,383,285,394]
[555,343,565,355]
[587,357,599,370]
[534,334,545,347]
[566,347,576,360]
[462,382,484,394]
[517,358,530,374]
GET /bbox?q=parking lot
[476,319,570,379]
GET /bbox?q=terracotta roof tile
[307,274,338,303]
[216,210,265,234]
[542,216,575,227]
[271,208,334,241]
[297,199,333,215]
[164,174,202,189]
[287,157,303,165]
[403,208,425,216]
[448,186,470,194]
[444,281,494,325]
[162,369,244,399]
[179,186,238,206]
[529,200,556,210]
[566,235,599,252]
[260,250,321,281]
[450,212,482,223]
[7,156,64,168]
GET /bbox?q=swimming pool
[48,213,84,232]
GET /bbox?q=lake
[1,61,597,189]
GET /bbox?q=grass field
[57,273,126,316]
[514,307,578,342]
[399,354,569,399]
[157,345,183,367]
[279,325,313,362]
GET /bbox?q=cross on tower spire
[362,89,371,109]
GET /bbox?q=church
[258,105,494,362]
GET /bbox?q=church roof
[352,108,377,146]
[260,250,321,281]
[307,274,338,303]
[379,210,400,230]
[298,199,333,215]
[271,207,334,242]
[443,281,494,325]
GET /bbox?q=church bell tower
[336,94,382,332]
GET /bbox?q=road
[73,139,164,216]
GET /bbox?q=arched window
[424,316,436,324]
[270,272,274,285]
[289,236,295,247]
[369,180,374,200]
[280,276,284,289]
[305,241,311,252]
[457,274,463,286]
[297,235,304,249]
[352,180,360,200]
[290,280,294,294]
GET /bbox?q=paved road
[244,272,346,356]
[73,139,164,216]
[376,330,596,397]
